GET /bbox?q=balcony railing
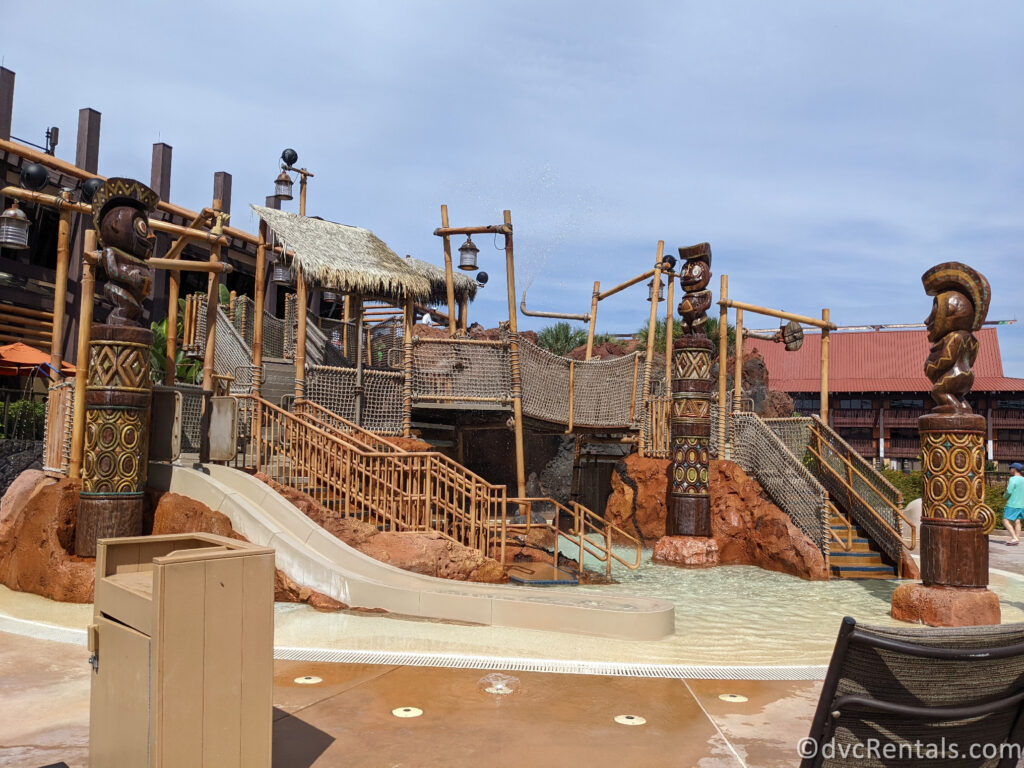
[841,437,876,457]
[885,437,921,458]
[830,409,877,427]
[882,408,926,427]
[992,410,1024,428]
[995,441,1024,461]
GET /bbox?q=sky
[4,1,1022,375]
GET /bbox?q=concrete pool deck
[0,630,822,768]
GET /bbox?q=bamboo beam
[199,238,221,463]
[597,268,656,301]
[252,221,267,397]
[50,190,72,379]
[821,307,830,424]
[718,275,729,455]
[440,205,457,336]
[164,268,180,386]
[0,322,51,339]
[504,209,527,501]
[717,297,837,330]
[0,304,53,320]
[584,281,600,361]
[638,242,665,457]
[733,307,744,413]
[147,257,232,273]
[403,297,414,438]
[295,262,307,399]
[69,230,97,480]
[433,224,511,237]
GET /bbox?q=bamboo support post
[342,295,351,355]
[440,205,457,337]
[295,262,307,399]
[664,268,674,388]
[629,353,641,424]
[718,275,729,455]
[597,268,657,301]
[49,191,72,378]
[164,269,180,385]
[638,242,665,457]
[252,221,267,396]
[69,231,97,480]
[584,281,600,361]
[403,297,414,437]
[503,210,527,502]
[821,307,830,424]
[199,227,223,462]
[733,308,744,413]
[353,294,365,425]
[458,295,468,334]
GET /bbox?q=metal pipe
[519,294,590,322]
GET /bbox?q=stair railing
[826,500,854,553]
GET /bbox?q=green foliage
[635,316,736,360]
[219,283,230,306]
[537,322,588,356]
[150,298,201,383]
[4,399,45,440]
[882,468,923,504]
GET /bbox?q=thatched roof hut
[252,205,476,305]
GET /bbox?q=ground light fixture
[0,202,30,249]
[458,235,479,270]
[647,276,664,302]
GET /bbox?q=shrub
[4,399,45,440]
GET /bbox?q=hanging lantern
[458,235,479,271]
[647,277,664,302]
[476,271,489,287]
[322,290,339,303]
[19,162,49,191]
[81,178,103,203]
[780,320,804,352]
[281,148,299,168]
[272,263,292,283]
[0,202,30,250]
[274,170,294,200]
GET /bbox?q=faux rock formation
[605,455,828,580]
[891,583,1000,627]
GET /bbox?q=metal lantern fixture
[458,235,479,271]
[0,202,31,250]
[281,148,299,168]
[272,263,293,283]
[780,320,804,351]
[322,290,340,303]
[81,177,103,203]
[647,277,664,302]
[661,254,677,271]
[274,170,294,201]
[476,271,489,287]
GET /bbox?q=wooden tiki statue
[918,261,995,587]
[666,243,714,537]
[74,178,159,557]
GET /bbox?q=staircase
[235,396,643,581]
[827,508,898,579]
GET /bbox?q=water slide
[146,462,674,640]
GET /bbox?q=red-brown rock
[653,536,720,567]
[891,582,1001,627]
[604,456,830,580]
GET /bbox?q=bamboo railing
[245,395,643,576]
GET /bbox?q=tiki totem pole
[74,179,160,557]
[666,243,714,537]
[917,262,994,587]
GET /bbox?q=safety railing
[826,500,854,553]
[805,417,915,566]
[292,398,401,454]
[642,393,671,458]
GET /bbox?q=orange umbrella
[0,342,75,377]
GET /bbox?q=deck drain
[392,706,423,718]
[614,714,646,726]
[719,693,748,703]
[294,676,322,685]
[479,672,520,696]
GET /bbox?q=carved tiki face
[680,257,711,292]
[99,204,154,258]
[925,290,973,343]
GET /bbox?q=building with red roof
[747,328,1024,469]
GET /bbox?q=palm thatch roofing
[252,205,477,305]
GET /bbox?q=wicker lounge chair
[802,616,1024,768]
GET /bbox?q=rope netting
[730,411,830,555]
[282,294,326,366]
[768,416,904,564]
[518,338,660,429]
[320,317,357,363]
[369,317,403,368]
[43,380,74,474]
[262,312,285,358]
[230,295,255,347]
[410,338,512,404]
[193,303,255,391]
[306,365,404,434]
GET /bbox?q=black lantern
[322,290,339,303]
[647,277,664,302]
[0,203,31,249]
[81,178,103,203]
[274,170,294,201]
[19,162,49,191]
[458,235,479,271]
[476,271,489,287]
[281,148,299,168]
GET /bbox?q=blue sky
[5,1,1022,375]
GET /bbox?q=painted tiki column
[666,243,713,537]
[918,261,994,588]
[74,178,160,557]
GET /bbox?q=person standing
[1003,462,1024,545]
